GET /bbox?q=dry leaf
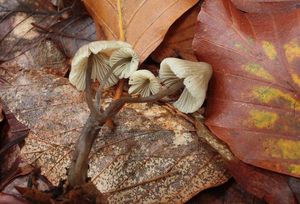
[193,0,300,177]
[0,0,98,74]
[0,66,229,203]
[47,0,99,58]
[188,179,266,204]
[0,100,30,186]
[0,193,28,204]
[0,104,3,122]
[151,5,200,63]
[0,0,60,62]
[231,0,300,13]
[83,0,199,62]
[226,159,297,204]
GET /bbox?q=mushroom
[110,47,139,79]
[128,70,161,97]
[69,41,132,90]
[159,58,212,113]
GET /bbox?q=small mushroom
[110,47,139,79]
[128,70,161,97]
[69,41,132,90]
[159,58,212,113]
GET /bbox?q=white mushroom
[69,41,132,90]
[159,58,212,113]
[110,47,139,79]
[128,70,161,97]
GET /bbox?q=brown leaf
[193,0,300,177]
[0,66,229,203]
[84,0,199,62]
[0,100,30,188]
[195,114,299,204]
[151,5,200,63]
[231,0,300,13]
[46,0,99,58]
[0,104,3,122]
[188,179,266,204]
[0,0,98,76]
[0,193,28,204]
[0,165,34,191]
[0,0,60,62]
[226,159,297,204]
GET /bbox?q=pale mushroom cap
[110,47,139,79]
[128,70,161,97]
[159,58,212,113]
[69,41,132,90]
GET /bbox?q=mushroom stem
[95,58,130,110]
[67,77,183,187]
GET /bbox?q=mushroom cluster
[69,41,212,114]
[69,41,139,90]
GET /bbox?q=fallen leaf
[231,0,300,13]
[0,100,30,188]
[46,0,100,58]
[0,165,34,191]
[195,119,299,204]
[151,5,200,63]
[0,0,98,76]
[187,179,266,204]
[0,193,28,204]
[193,0,300,177]
[289,177,300,203]
[226,159,297,204]
[0,0,60,62]
[84,0,199,62]
[0,66,229,203]
[0,104,3,122]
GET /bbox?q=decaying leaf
[0,66,229,203]
[83,0,199,62]
[188,179,266,204]
[231,0,300,13]
[0,193,28,204]
[0,0,60,62]
[193,0,300,177]
[0,0,97,73]
[47,0,99,58]
[151,5,200,63]
[195,118,298,204]
[0,100,30,187]
[226,159,297,204]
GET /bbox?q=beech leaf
[151,5,200,63]
[193,0,300,177]
[83,0,199,62]
[0,66,229,203]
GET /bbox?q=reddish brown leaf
[226,159,297,204]
[84,0,199,62]
[151,4,200,63]
[193,0,300,177]
[0,100,29,186]
[0,193,28,204]
[0,103,3,122]
[231,0,300,13]
[0,165,34,191]
[188,179,266,204]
